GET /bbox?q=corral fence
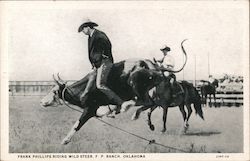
[9,81,75,96]
[195,81,243,107]
[216,91,243,107]
[9,81,243,107]
[200,91,243,107]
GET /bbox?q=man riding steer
[78,20,123,113]
[40,21,188,145]
[77,20,182,112]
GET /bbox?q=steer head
[128,68,164,93]
[40,73,66,107]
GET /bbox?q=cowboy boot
[172,82,184,98]
[115,105,121,114]
[109,96,124,114]
[170,79,177,98]
[169,82,184,106]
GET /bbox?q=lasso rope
[95,117,189,153]
[62,87,84,113]
[61,85,189,153]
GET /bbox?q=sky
[4,1,249,81]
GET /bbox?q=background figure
[208,75,215,84]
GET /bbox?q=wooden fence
[201,91,243,107]
[9,81,55,96]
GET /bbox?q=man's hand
[170,78,174,84]
[153,58,157,63]
[92,64,96,70]
[102,54,109,59]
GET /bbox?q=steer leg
[131,105,149,120]
[131,92,155,120]
[61,120,80,145]
[61,108,94,145]
[120,100,136,113]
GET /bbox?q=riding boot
[169,82,184,106]
[172,82,184,98]
[171,83,177,98]
[107,90,124,106]
[115,105,121,114]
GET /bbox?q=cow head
[40,74,66,107]
[128,68,164,95]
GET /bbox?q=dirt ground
[9,96,243,153]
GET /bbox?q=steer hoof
[121,100,135,113]
[131,112,139,120]
[61,138,71,145]
[107,114,115,118]
[120,105,128,113]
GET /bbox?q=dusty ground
[9,96,243,153]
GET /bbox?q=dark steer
[40,59,165,145]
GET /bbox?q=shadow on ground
[185,131,221,136]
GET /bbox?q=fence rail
[9,81,75,96]
[199,91,243,107]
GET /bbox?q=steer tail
[194,90,204,120]
[160,39,188,73]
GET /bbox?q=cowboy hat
[78,21,98,32]
[160,45,171,52]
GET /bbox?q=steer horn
[160,39,188,73]
[57,73,67,84]
[53,74,61,85]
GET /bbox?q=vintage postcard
[0,1,249,161]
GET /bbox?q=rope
[61,86,189,153]
[95,118,189,153]
[62,87,84,113]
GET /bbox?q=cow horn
[57,73,63,83]
[52,74,60,85]
[57,73,62,81]
[57,73,67,84]
[160,39,188,73]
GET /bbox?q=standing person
[208,75,215,84]
[78,20,123,108]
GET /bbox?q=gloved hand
[92,64,96,70]
[170,78,174,84]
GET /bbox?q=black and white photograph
[0,1,249,161]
